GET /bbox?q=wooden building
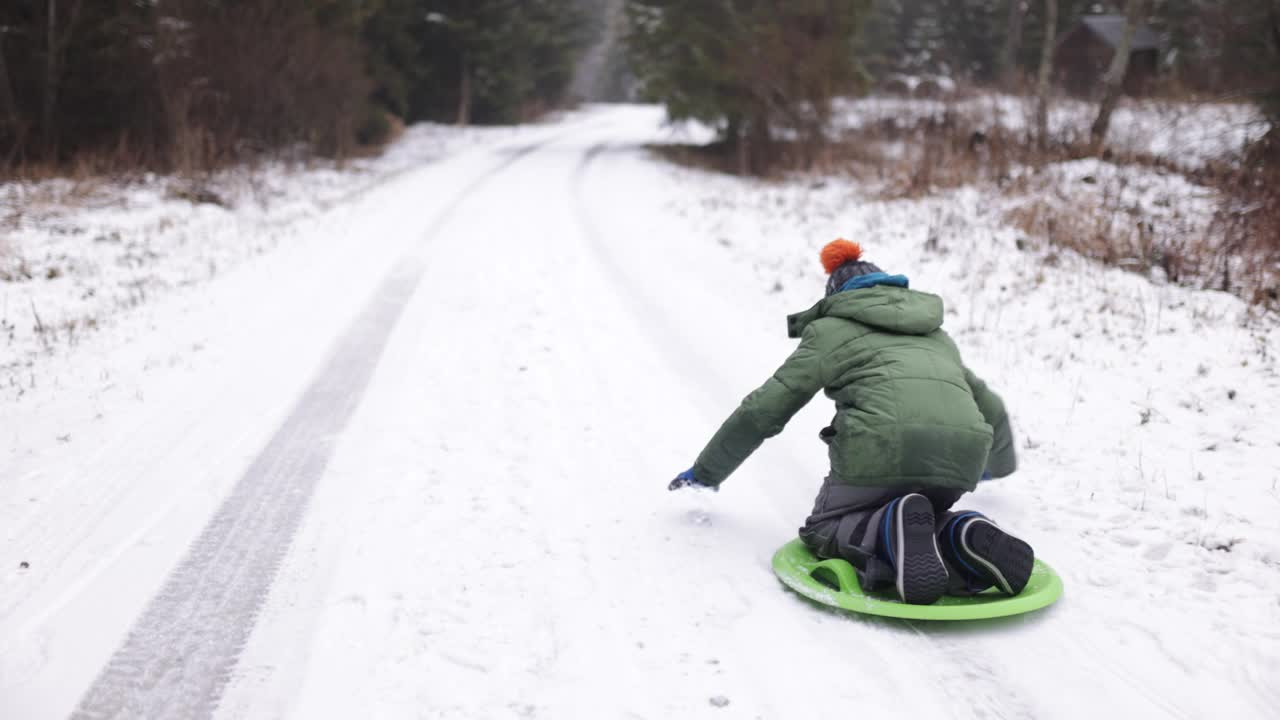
[1054,15,1161,97]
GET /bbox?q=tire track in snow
[571,144,739,410]
[72,139,553,720]
[571,143,817,507]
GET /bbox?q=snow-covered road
[3,106,1278,719]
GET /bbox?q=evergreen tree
[934,0,1004,81]
[0,0,594,173]
[863,0,1009,80]
[362,0,427,121]
[396,0,588,125]
[626,0,871,174]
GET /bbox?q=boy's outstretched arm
[682,325,827,489]
[964,367,1017,478]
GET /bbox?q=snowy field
[832,94,1273,301]
[835,94,1269,169]
[1,122,523,399]
[1,105,1278,719]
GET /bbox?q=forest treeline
[627,0,1280,172]
[0,0,596,173]
[2,1,1278,177]
[860,0,1280,95]
[625,0,1278,306]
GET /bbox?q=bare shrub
[649,142,751,177]
[822,101,1076,196]
[820,96,1277,308]
[0,0,370,179]
[880,75,912,96]
[159,0,371,171]
[1206,128,1280,305]
[1005,190,1200,283]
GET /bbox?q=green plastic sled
[772,538,1063,621]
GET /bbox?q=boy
[669,240,1033,605]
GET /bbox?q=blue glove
[979,470,993,482]
[668,466,717,491]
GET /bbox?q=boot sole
[890,495,948,605]
[961,519,1035,595]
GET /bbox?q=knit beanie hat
[821,239,883,296]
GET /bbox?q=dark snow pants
[798,475,984,595]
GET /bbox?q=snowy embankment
[833,94,1276,303]
[0,123,522,399]
[671,158,1280,586]
[835,93,1269,169]
[2,105,1278,719]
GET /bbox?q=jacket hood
[788,285,944,338]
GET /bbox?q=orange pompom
[820,239,863,274]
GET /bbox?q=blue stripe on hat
[838,272,909,293]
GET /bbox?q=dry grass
[1206,129,1280,305]
[1004,192,1200,285]
[648,142,746,176]
[822,113,1070,196]
[902,114,1279,307]
[654,97,1278,309]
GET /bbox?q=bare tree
[40,0,84,154]
[1000,0,1026,87]
[1035,0,1057,149]
[42,0,56,151]
[1273,0,1280,47]
[457,58,472,126]
[0,31,20,167]
[0,32,18,130]
[1090,0,1146,152]
[1271,1,1280,69]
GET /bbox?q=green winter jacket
[692,285,1015,491]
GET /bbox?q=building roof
[1080,15,1161,51]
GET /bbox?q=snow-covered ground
[2,105,1278,719]
[0,122,523,400]
[832,94,1275,303]
[835,94,1269,169]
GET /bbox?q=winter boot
[938,512,1034,596]
[877,494,949,605]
